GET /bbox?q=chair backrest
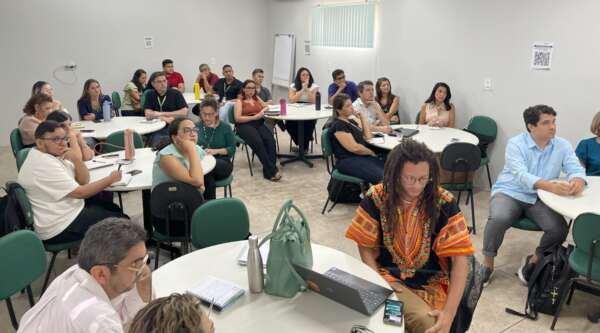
[111,91,122,114]
[415,110,421,124]
[10,128,24,157]
[573,213,600,262]
[440,142,481,175]
[104,130,144,153]
[466,116,497,144]
[16,147,32,171]
[0,230,46,300]
[320,128,335,174]
[151,182,204,237]
[140,90,150,110]
[227,105,236,125]
[12,182,35,228]
[191,197,250,249]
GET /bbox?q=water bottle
[193,82,200,100]
[102,99,112,122]
[279,98,287,116]
[124,128,135,161]
[247,235,264,293]
[315,91,321,111]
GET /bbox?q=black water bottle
[315,91,321,110]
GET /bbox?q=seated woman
[31,81,67,112]
[418,82,456,128]
[152,117,216,207]
[121,69,147,116]
[77,79,111,121]
[576,111,600,176]
[195,63,219,94]
[19,94,53,147]
[375,77,400,124]
[234,80,281,181]
[46,110,95,161]
[197,99,235,194]
[328,93,383,184]
[346,139,474,333]
[129,293,214,333]
[287,67,319,150]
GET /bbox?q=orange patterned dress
[346,184,474,310]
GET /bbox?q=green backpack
[259,200,313,298]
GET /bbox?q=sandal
[270,173,282,182]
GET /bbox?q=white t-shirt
[289,83,319,103]
[353,98,379,126]
[17,148,84,240]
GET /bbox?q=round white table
[75,117,166,140]
[537,176,600,220]
[153,240,403,333]
[265,104,331,167]
[368,124,479,153]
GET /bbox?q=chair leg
[457,191,462,204]
[469,190,476,234]
[274,127,280,152]
[486,164,492,189]
[154,242,161,269]
[117,192,124,212]
[6,298,18,330]
[551,279,575,330]
[223,186,227,198]
[244,145,253,176]
[566,284,576,305]
[321,197,331,215]
[67,248,71,259]
[328,181,344,213]
[42,252,58,294]
[228,185,232,197]
[26,285,35,307]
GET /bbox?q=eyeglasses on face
[401,175,432,186]
[336,75,346,81]
[40,136,70,144]
[244,86,256,90]
[182,127,200,135]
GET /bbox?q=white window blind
[311,2,375,48]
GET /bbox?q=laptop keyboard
[324,268,390,312]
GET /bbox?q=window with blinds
[311,2,375,48]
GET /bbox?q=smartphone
[127,169,142,176]
[93,119,103,123]
[80,129,95,133]
[372,133,384,138]
[383,299,404,326]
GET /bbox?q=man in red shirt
[162,59,185,93]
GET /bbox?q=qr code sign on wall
[531,42,553,70]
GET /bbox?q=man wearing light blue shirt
[482,105,586,286]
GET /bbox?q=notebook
[187,276,245,311]
[110,173,132,187]
[237,240,270,268]
[85,159,114,170]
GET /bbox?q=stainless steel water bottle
[247,235,264,293]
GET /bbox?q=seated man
[18,218,152,333]
[213,64,242,104]
[46,110,95,161]
[328,68,359,104]
[252,68,272,104]
[162,59,185,93]
[482,105,586,286]
[352,80,392,133]
[17,121,126,244]
[144,71,188,147]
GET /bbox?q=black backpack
[506,245,576,319]
[326,178,362,204]
[0,182,30,237]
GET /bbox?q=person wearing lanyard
[144,71,188,147]
[213,64,242,104]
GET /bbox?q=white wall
[268,0,600,184]
[0,0,269,145]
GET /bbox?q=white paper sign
[531,42,553,70]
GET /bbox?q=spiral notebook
[187,276,245,311]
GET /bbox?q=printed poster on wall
[531,42,553,70]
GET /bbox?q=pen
[118,163,122,171]
[208,297,215,319]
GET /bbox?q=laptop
[394,128,419,138]
[293,264,393,315]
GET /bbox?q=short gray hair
[78,218,147,272]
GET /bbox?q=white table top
[184,92,218,106]
[75,117,166,140]
[88,148,216,191]
[537,176,600,220]
[265,104,331,121]
[153,240,403,333]
[368,124,479,153]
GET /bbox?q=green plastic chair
[415,110,421,124]
[12,184,80,294]
[111,91,122,116]
[140,90,150,111]
[227,106,254,176]
[511,216,542,231]
[10,128,24,158]
[16,147,31,171]
[190,197,250,249]
[551,213,600,330]
[103,130,144,153]
[465,116,498,188]
[320,128,366,214]
[215,174,233,198]
[0,230,47,330]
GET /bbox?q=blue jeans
[335,156,384,185]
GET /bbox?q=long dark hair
[375,77,396,105]
[79,79,102,103]
[31,81,49,97]
[131,69,146,92]
[332,93,351,119]
[383,139,441,233]
[293,67,314,91]
[23,94,53,116]
[424,82,452,111]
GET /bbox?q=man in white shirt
[18,218,152,332]
[353,80,392,133]
[17,120,126,244]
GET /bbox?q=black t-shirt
[145,88,187,112]
[329,118,368,160]
[213,78,242,102]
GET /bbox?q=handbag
[259,200,313,298]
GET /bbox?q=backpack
[506,245,576,319]
[260,200,313,298]
[326,178,362,203]
[0,182,30,237]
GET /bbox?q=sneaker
[517,255,536,285]
[482,267,494,288]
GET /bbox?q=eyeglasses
[350,325,373,333]
[244,86,256,90]
[182,127,200,135]
[336,76,346,81]
[40,136,70,144]
[401,175,432,186]
[201,112,217,117]
[97,253,152,278]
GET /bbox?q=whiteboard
[272,34,296,87]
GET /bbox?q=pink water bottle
[124,129,135,161]
[279,98,287,115]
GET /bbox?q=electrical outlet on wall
[483,78,492,91]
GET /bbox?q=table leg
[278,120,322,167]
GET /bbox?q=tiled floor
[1,128,599,332]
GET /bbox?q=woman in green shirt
[196,99,235,189]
